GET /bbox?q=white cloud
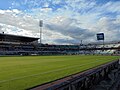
[0,0,120,44]
[0,9,39,32]
[94,17,120,41]
[41,8,52,12]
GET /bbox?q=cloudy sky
[0,0,120,44]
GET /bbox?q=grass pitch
[0,55,119,90]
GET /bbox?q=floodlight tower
[39,20,43,44]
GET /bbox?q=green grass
[0,55,119,90]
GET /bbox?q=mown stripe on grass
[0,60,104,83]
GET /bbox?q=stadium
[0,0,120,90]
[0,32,120,90]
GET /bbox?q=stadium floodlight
[39,20,43,44]
[39,20,43,27]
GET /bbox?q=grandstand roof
[0,33,39,42]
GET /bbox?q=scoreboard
[97,33,104,40]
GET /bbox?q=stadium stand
[0,33,120,56]
[0,33,39,55]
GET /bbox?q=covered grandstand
[0,33,39,55]
[0,33,39,43]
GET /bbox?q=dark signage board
[97,33,104,40]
